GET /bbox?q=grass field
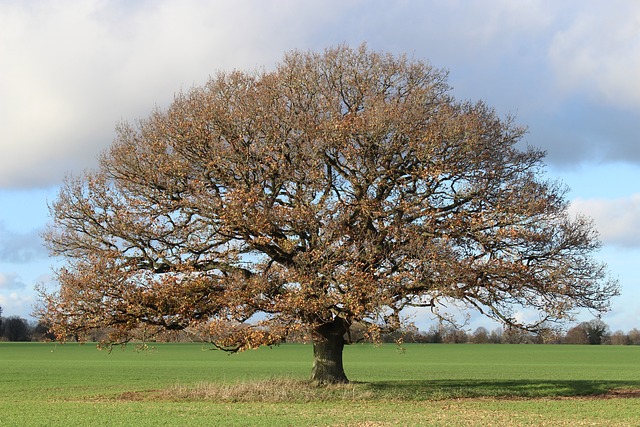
[1,342,639,426]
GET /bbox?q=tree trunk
[311,318,349,384]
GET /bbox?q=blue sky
[1,0,639,332]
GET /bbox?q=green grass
[1,342,639,426]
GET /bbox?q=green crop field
[1,342,639,426]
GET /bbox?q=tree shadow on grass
[361,379,640,400]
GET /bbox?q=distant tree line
[0,306,54,342]
[1,304,638,345]
[376,318,640,346]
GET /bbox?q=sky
[1,0,639,333]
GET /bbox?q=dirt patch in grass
[462,388,640,402]
[117,390,159,401]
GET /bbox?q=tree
[609,330,630,345]
[581,318,610,345]
[488,328,503,344]
[501,326,536,344]
[564,324,589,344]
[563,318,610,345]
[32,321,57,342]
[471,326,490,344]
[1,316,32,342]
[38,45,618,383]
[424,325,443,343]
[628,328,640,345]
[441,325,468,344]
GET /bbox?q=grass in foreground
[1,342,639,426]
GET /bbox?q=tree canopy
[39,44,618,383]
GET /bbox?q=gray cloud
[548,2,640,110]
[2,1,640,189]
[0,223,47,263]
[526,102,640,166]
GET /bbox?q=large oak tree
[39,45,617,383]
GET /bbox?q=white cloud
[569,194,640,248]
[0,291,34,319]
[549,3,640,109]
[0,271,52,319]
[0,272,26,291]
[0,0,344,188]
[0,222,47,263]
